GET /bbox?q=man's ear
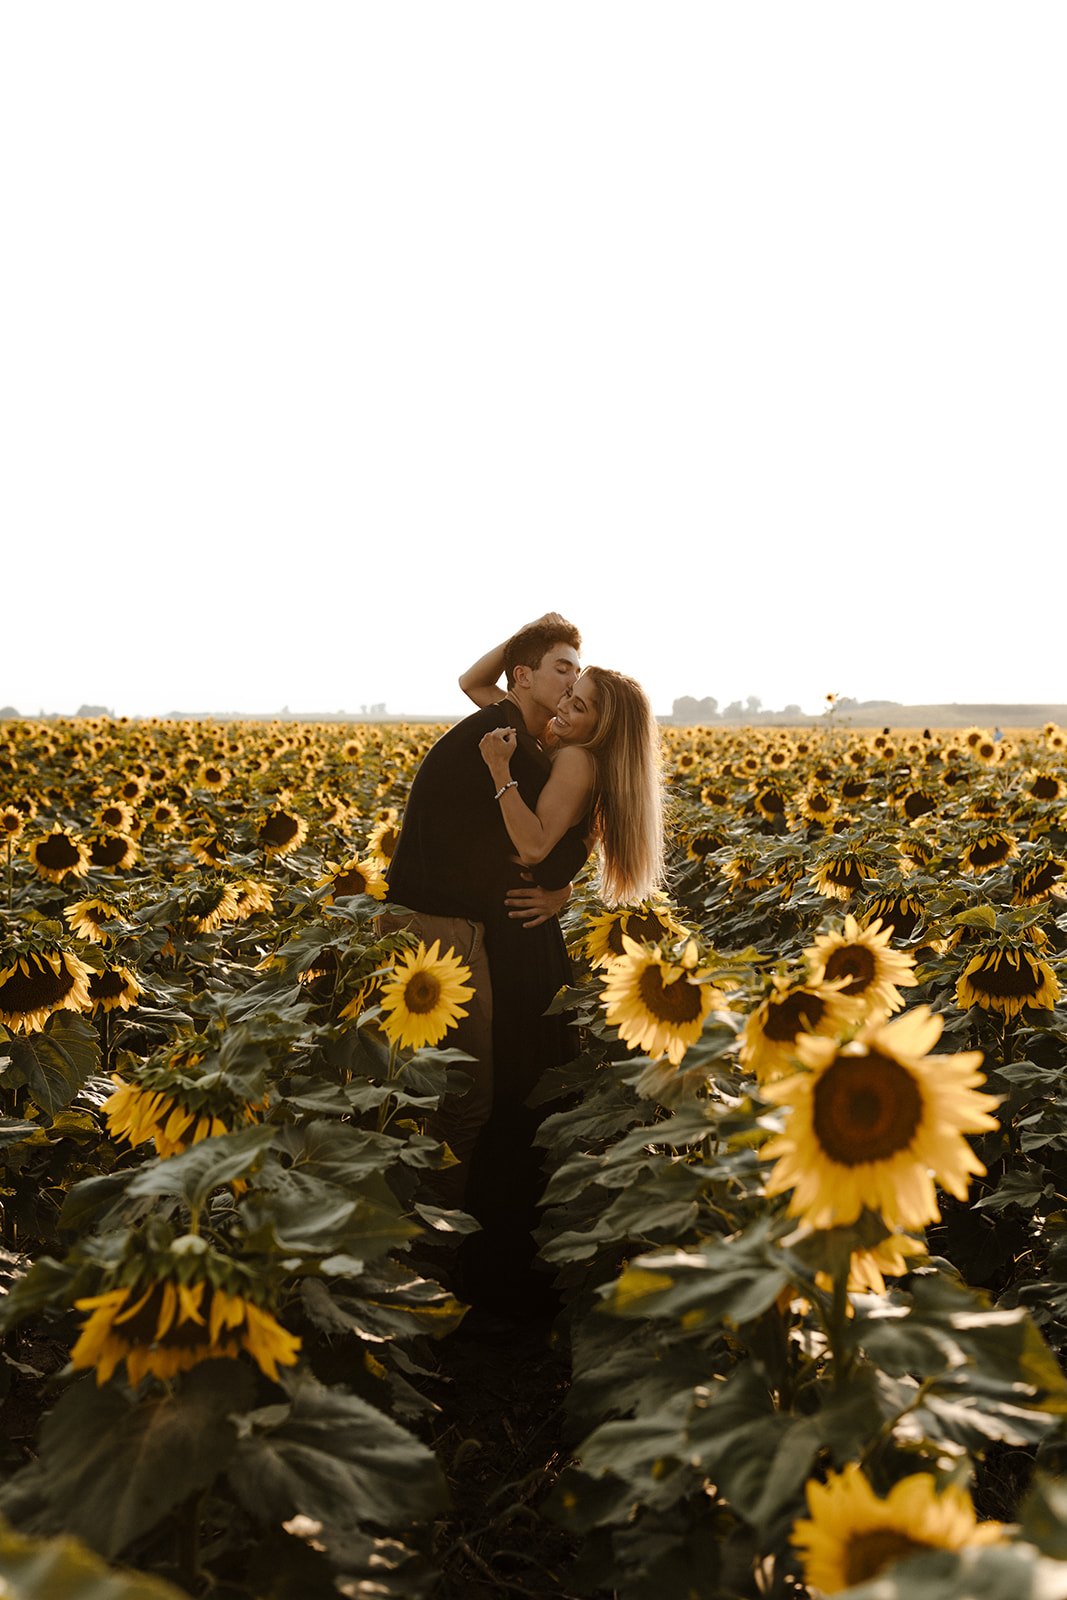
[512,663,531,690]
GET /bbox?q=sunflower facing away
[600,936,722,1066]
[957,945,1061,1018]
[761,1006,998,1231]
[0,947,94,1032]
[792,1463,1004,1594]
[72,1276,300,1386]
[379,939,475,1050]
[740,978,865,1084]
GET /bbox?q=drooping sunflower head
[740,977,865,1083]
[379,939,475,1051]
[809,850,879,902]
[857,893,925,944]
[803,915,918,1023]
[0,944,94,1032]
[88,832,139,871]
[257,807,310,857]
[761,1005,998,1231]
[792,1462,1005,1594]
[1024,769,1065,803]
[28,828,91,884]
[321,856,388,904]
[584,903,688,966]
[87,963,143,1014]
[960,830,1018,874]
[365,817,401,869]
[64,895,125,944]
[1013,855,1067,906]
[957,944,1061,1018]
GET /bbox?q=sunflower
[95,800,135,833]
[1024,769,1064,802]
[809,852,879,902]
[184,882,241,934]
[104,1073,262,1157]
[321,857,388,903]
[87,964,143,1014]
[858,893,924,943]
[961,830,1018,873]
[258,807,309,857]
[761,1006,998,1231]
[740,978,865,1083]
[71,1278,300,1386]
[957,945,1061,1018]
[65,895,124,943]
[839,776,868,802]
[600,937,722,1066]
[797,788,837,825]
[895,787,939,822]
[0,807,24,847]
[792,1463,1004,1594]
[197,762,230,792]
[1013,855,1067,906]
[752,783,790,823]
[584,903,688,966]
[28,828,91,884]
[962,726,988,751]
[0,947,94,1032]
[804,916,918,1022]
[88,832,139,871]
[379,939,475,1050]
[231,878,275,920]
[189,833,229,867]
[366,817,401,869]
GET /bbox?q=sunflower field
[4,715,1067,1598]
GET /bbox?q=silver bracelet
[494,779,518,801]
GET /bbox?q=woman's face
[552,672,599,745]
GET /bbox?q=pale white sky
[3,3,1064,721]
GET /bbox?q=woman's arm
[478,731,592,864]
[458,612,572,708]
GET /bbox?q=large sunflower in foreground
[0,947,94,1032]
[740,978,865,1083]
[379,939,475,1050]
[804,915,917,1022]
[957,945,1061,1018]
[601,937,722,1066]
[760,1006,998,1231]
[791,1462,1004,1594]
[72,1276,300,1386]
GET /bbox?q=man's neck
[503,689,552,741]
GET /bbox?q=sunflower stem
[377,1036,401,1134]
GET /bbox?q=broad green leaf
[0,1119,42,1149]
[126,1123,276,1209]
[0,1361,255,1558]
[227,1371,446,1530]
[5,1017,101,1120]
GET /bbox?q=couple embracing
[384,613,663,1312]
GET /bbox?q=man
[384,613,583,1211]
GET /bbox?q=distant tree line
[670,695,901,724]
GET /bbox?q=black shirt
[386,701,586,921]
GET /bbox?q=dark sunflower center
[970,952,1040,997]
[1022,862,1062,896]
[763,990,826,1043]
[334,869,368,896]
[37,835,81,869]
[404,972,442,1014]
[812,1051,922,1165]
[91,836,131,867]
[870,900,921,940]
[100,807,125,828]
[116,1284,213,1352]
[2,815,20,835]
[822,944,877,994]
[824,861,869,891]
[1031,775,1060,799]
[377,828,399,860]
[968,836,1012,868]
[0,955,75,1012]
[89,970,127,1001]
[841,779,867,799]
[844,1529,933,1587]
[637,967,703,1025]
[623,912,670,947]
[757,788,786,814]
[260,813,301,847]
[689,834,722,857]
[903,791,937,819]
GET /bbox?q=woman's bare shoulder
[550,744,595,782]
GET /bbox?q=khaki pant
[376,910,493,1209]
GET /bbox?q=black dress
[461,819,590,1316]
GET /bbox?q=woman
[470,661,665,910]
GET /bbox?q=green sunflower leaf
[126,1123,277,1210]
[0,1517,189,1600]
[5,1016,101,1120]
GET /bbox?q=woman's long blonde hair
[580,667,665,907]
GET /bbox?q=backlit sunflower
[95,800,135,833]
[895,786,939,822]
[65,895,124,943]
[1024,769,1064,802]
[685,829,727,861]
[28,828,91,884]
[752,783,790,824]
[1013,855,1067,906]
[184,882,241,934]
[961,830,1018,873]
[189,833,229,867]
[366,817,401,869]
[0,946,94,1032]
[72,1276,300,1386]
[231,878,274,920]
[87,964,143,1014]
[104,1071,264,1157]
[957,945,1060,1018]
[584,903,688,966]
[804,916,917,1022]
[258,807,309,857]
[321,856,388,903]
[740,978,865,1083]
[858,893,924,943]
[379,939,475,1050]
[792,1463,1004,1594]
[761,1006,997,1231]
[809,851,878,901]
[600,937,722,1066]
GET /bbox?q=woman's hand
[479,726,517,782]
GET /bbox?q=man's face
[520,642,580,720]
